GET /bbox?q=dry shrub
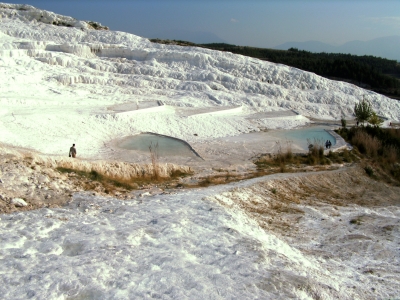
[278,162,286,173]
[284,141,293,161]
[390,164,400,181]
[55,159,188,180]
[307,138,325,165]
[342,149,352,163]
[351,130,381,158]
[197,173,237,187]
[170,169,191,178]
[388,127,400,140]
[383,145,398,164]
[327,150,339,161]
[57,167,139,191]
[198,177,213,187]
[364,165,374,177]
[274,141,293,170]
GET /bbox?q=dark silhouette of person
[69,144,77,158]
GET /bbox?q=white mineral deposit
[0,3,399,299]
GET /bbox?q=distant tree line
[150,39,400,98]
[201,44,400,93]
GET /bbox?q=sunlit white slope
[2,174,397,299]
[0,3,399,156]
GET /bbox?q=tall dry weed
[307,138,325,165]
[284,141,293,161]
[351,130,381,157]
[274,141,293,167]
[383,145,398,164]
[149,141,160,180]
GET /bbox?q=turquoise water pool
[269,126,336,149]
[118,133,198,157]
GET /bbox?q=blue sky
[4,0,400,47]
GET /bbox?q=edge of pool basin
[124,132,205,160]
[324,129,352,153]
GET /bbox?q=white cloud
[230,18,239,23]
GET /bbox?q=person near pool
[69,144,77,158]
[325,140,329,149]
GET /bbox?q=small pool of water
[118,133,198,157]
[269,126,336,149]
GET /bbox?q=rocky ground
[0,152,84,213]
[0,149,168,213]
[0,141,198,214]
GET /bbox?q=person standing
[69,144,77,158]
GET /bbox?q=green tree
[368,112,384,127]
[354,96,373,126]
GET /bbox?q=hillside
[153,40,400,99]
[1,145,400,299]
[0,3,400,299]
[1,4,400,158]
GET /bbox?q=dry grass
[336,127,400,183]
[57,165,195,194]
[56,167,139,193]
[307,138,329,165]
[274,141,294,171]
[254,142,356,173]
[0,144,196,196]
[196,172,248,187]
[149,141,160,180]
[0,144,192,180]
[388,127,400,139]
[383,145,398,164]
[351,130,381,158]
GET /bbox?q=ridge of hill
[151,39,400,100]
[274,36,400,62]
